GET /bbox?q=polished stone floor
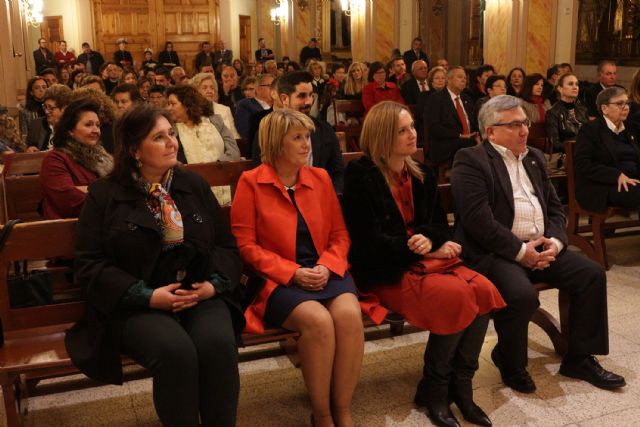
[4,238,640,427]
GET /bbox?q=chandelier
[20,0,43,28]
[271,0,288,25]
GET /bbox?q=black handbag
[0,220,53,308]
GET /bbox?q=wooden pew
[333,99,364,151]
[3,175,44,222]
[3,152,46,177]
[527,122,551,153]
[564,140,640,269]
[182,159,254,197]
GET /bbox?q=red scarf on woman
[532,96,546,123]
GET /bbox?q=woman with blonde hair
[232,109,380,427]
[191,73,240,139]
[342,62,366,100]
[342,101,505,427]
[427,66,447,92]
[629,68,640,115]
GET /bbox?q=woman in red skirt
[342,101,506,427]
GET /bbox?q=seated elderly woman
[165,85,239,164]
[39,99,113,219]
[574,86,640,212]
[66,104,244,427]
[362,61,405,113]
[190,72,241,139]
[231,109,377,427]
[341,101,505,427]
[26,84,72,152]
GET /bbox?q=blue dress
[264,188,357,327]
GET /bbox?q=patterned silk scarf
[139,168,184,249]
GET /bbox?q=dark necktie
[419,81,427,92]
[455,97,470,135]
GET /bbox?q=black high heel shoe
[414,389,461,427]
[449,383,492,426]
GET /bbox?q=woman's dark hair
[521,73,545,102]
[165,41,173,49]
[52,99,101,149]
[368,61,386,82]
[69,69,84,88]
[111,83,142,103]
[165,84,213,123]
[25,76,47,111]
[111,103,174,183]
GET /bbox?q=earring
[135,158,142,168]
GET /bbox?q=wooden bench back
[0,219,84,335]
[333,99,365,116]
[3,175,44,222]
[3,151,46,177]
[527,122,550,153]
[181,160,254,198]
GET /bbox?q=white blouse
[176,118,224,164]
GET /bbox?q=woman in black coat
[545,73,589,153]
[158,41,181,69]
[574,86,640,213]
[342,101,504,427]
[66,104,244,427]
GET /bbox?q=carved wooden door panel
[41,16,64,53]
[92,0,219,75]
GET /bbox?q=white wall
[220,0,257,62]
[397,0,417,53]
[554,0,577,64]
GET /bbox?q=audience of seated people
[67,103,244,427]
[520,73,552,123]
[7,33,638,427]
[574,87,640,212]
[39,99,113,219]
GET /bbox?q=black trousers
[418,314,490,394]
[488,250,608,372]
[121,298,239,427]
[608,184,640,209]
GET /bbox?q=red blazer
[231,164,386,332]
[40,149,97,219]
[362,81,405,113]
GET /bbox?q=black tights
[121,298,239,427]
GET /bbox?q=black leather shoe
[414,390,461,427]
[450,387,492,427]
[491,348,536,393]
[559,356,626,389]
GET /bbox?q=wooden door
[92,0,219,75]
[239,15,251,64]
[40,16,64,52]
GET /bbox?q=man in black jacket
[251,71,344,192]
[451,95,624,394]
[402,37,430,71]
[299,38,321,67]
[255,38,274,63]
[33,38,56,74]
[76,42,105,76]
[401,60,430,105]
[585,60,619,119]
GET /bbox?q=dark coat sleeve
[450,148,524,261]
[314,121,345,193]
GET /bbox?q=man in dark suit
[76,42,105,76]
[33,38,56,75]
[299,38,321,67]
[213,40,233,67]
[386,56,411,88]
[401,60,430,105]
[194,41,214,72]
[255,38,274,63]
[451,95,625,394]
[424,66,478,166]
[251,71,344,192]
[585,60,619,119]
[234,73,274,139]
[402,37,430,71]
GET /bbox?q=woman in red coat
[232,109,376,427]
[362,61,405,113]
[39,99,113,219]
[342,101,505,427]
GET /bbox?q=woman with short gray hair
[573,86,640,212]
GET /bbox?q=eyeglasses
[607,101,631,109]
[491,119,531,130]
[43,104,59,112]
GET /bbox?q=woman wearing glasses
[574,87,640,212]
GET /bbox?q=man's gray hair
[256,73,274,85]
[477,95,524,139]
[595,86,627,113]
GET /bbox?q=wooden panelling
[92,0,219,75]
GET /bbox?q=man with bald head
[402,60,430,105]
